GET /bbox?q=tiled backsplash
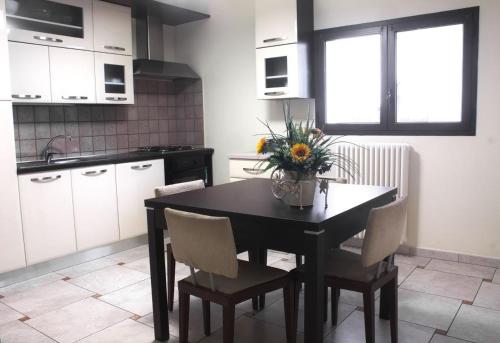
[13,79,204,161]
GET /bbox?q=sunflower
[256,137,267,154]
[290,143,312,162]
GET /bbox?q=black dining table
[144,178,397,342]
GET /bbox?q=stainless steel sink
[51,158,83,164]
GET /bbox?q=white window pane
[325,34,381,124]
[396,24,463,123]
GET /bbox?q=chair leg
[323,286,328,322]
[222,305,235,343]
[295,255,303,291]
[202,300,211,336]
[178,290,190,343]
[248,249,259,311]
[363,291,376,343]
[166,243,175,312]
[258,249,267,310]
[331,287,340,326]
[389,277,398,343]
[283,282,297,343]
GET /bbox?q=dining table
[144,178,397,343]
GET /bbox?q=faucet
[43,135,72,163]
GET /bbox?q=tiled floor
[1,244,499,343]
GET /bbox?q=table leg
[147,208,169,341]
[304,230,326,343]
[258,248,268,309]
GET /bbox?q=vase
[271,170,317,208]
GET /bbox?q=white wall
[175,0,500,259]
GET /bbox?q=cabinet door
[71,164,119,251]
[116,159,165,240]
[50,47,96,103]
[6,0,93,50]
[255,0,297,48]
[9,42,52,103]
[94,52,134,104]
[0,0,11,101]
[93,0,132,56]
[18,170,76,265]
[0,102,26,273]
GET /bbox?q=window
[315,7,479,135]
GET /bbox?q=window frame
[314,7,479,136]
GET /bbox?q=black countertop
[17,148,214,175]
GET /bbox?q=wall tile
[105,121,117,135]
[116,135,128,149]
[65,122,79,137]
[92,122,105,136]
[35,123,51,139]
[137,107,149,120]
[36,138,49,157]
[91,106,104,121]
[149,120,159,133]
[77,106,92,121]
[105,135,117,150]
[138,120,149,134]
[159,120,169,133]
[149,133,159,146]
[104,106,116,121]
[139,134,149,146]
[20,140,36,158]
[19,123,35,140]
[127,107,138,121]
[50,122,65,136]
[116,121,128,135]
[79,122,93,137]
[18,106,35,123]
[127,121,138,134]
[64,106,78,122]
[93,136,105,151]
[35,107,50,123]
[128,134,139,148]
[50,106,64,122]
[80,137,93,152]
[148,107,159,119]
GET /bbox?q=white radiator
[325,143,411,239]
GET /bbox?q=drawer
[229,159,272,179]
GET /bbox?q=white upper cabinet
[95,52,134,104]
[255,0,298,48]
[0,0,11,100]
[5,0,93,50]
[93,0,132,56]
[71,165,120,251]
[9,42,52,103]
[50,47,96,103]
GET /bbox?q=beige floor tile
[68,265,149,295]
[1,280,92,318]
[401,269,482,302]
[493,269,500,284]
[0,320,55,343]
[122,253,170,275]
[78,319,159,343]
[0,273,62,297]
[325,310,435,343]
[339,289,380,308]
[26,297,131,343]
[0,302,23,326]
[398,289,462,331]
[426,259,496,280]
[56,257,117,279]
[236,288,284,313]
[430,333,471,343]
[397,263,417,285]
[269,259,296,272]
[395,254,431,267]
[473,282,500,311]
[448,304,500,343]
[99,279,152,316]
[107,245,149,264]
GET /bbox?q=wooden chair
[294,196,407,343]
[164,208,297,343]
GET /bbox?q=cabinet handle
[105,97,127,101]
[61,96,88,100]
[104,45,126,52]
[243,167,266,175]
[12,94,42,100]
[264,91,286,96]
[263,37,287,43]
[30,175,61,183]
[131,164,153,171]
[34,35,63,43]
[82,169,107,176]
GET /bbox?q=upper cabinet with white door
[5,0,93,50]
[93,0,132,56]
[95,52,134,104]
[0,0,11,100]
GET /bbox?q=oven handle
[131,164,153,171]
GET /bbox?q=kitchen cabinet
[71,165,119,251]
[116,159,165,240]
[49,47,96,103]
[5,0,94,50]
[94,52,134,104]
[0,0,11,101]
[93,0,132,56]
[0,102,26,273]
[9,42,52,103]
[255,0,312,48]
[18,170,76,265]
[256,43,310,99]
[229,158,272,180]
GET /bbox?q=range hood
[133,15,200,80]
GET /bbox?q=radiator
[325,143,411,239]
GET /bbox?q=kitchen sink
[51,158,84,164]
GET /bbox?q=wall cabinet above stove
[94,52,134,104]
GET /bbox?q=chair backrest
[155,179,205,198]
[361,196,408,268]
[164,208,238,279]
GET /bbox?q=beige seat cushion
[323,249,382,282]
[181,260,288,294]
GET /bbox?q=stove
[137,145,193,153]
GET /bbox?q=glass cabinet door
[95,52,134,104]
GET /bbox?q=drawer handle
[263,37,287,43]
[104,45,126,51]
[243,167,266,175]
[131,164,153,170]
[12,94,42,100]
[62,96,88,100]
[30,175,61,183]
[105,97,127,101]
[82,169,107,176]
[34,35,63,43]
[264,91,286,96]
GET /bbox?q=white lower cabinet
[18,170,77,265]
[71,165,119,251]
[116,159,165,239]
